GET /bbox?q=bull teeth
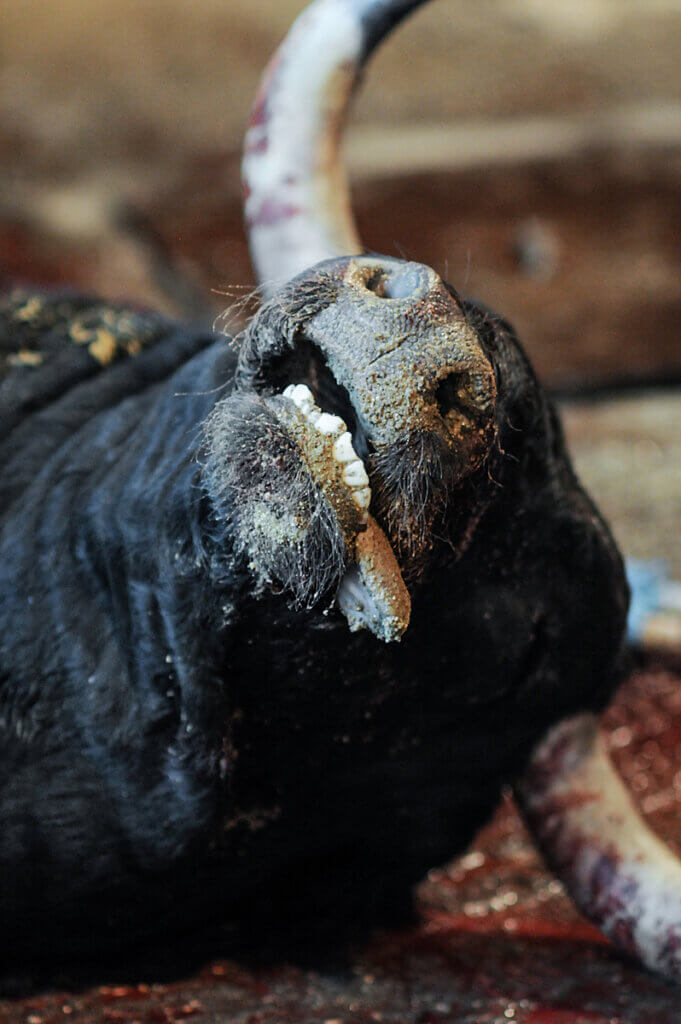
[343,460,369,488]
[332,432,356,464]
[281,383,370,519]
[316,412,346,436]
[353,487,371,510]
[288,383,315,413]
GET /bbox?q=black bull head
[1,0,681,984]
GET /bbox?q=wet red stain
[246,198,302,229]
[243,132,269,156]
[550,790,600,811]
[244,53,283,155]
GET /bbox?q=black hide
[0,275,628,964]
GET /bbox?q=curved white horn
[242,0,430,296]
[516,713,681,983]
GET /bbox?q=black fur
[0,273,628,966]
[203,390,348,607]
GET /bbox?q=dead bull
[0,0,677,984]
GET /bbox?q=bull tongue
[280,383,411,642]
[516,713,681,983]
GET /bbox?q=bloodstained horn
[242,0,681,985]
[242,0,429,296]
[516,714,681,982]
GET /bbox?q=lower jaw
[278,383,411,642]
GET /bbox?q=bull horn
[242,0,430,295]
[515,713,681,983]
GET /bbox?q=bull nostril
[352,260,427,301]
[362,268,389,298]
[436,372,475,422]
[382,266,423,300]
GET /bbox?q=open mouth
[281,382,371,517]
[273,378,411,644]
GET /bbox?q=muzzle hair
[203,391,348,608]
[235,270,341,392]
[371,429,456,567]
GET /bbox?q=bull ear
[242,0,429,296]
[516,713,681,984]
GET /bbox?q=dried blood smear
[2,661,681,1023]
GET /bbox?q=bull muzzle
[303,255,497,456]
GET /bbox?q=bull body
[0,278,627,961]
